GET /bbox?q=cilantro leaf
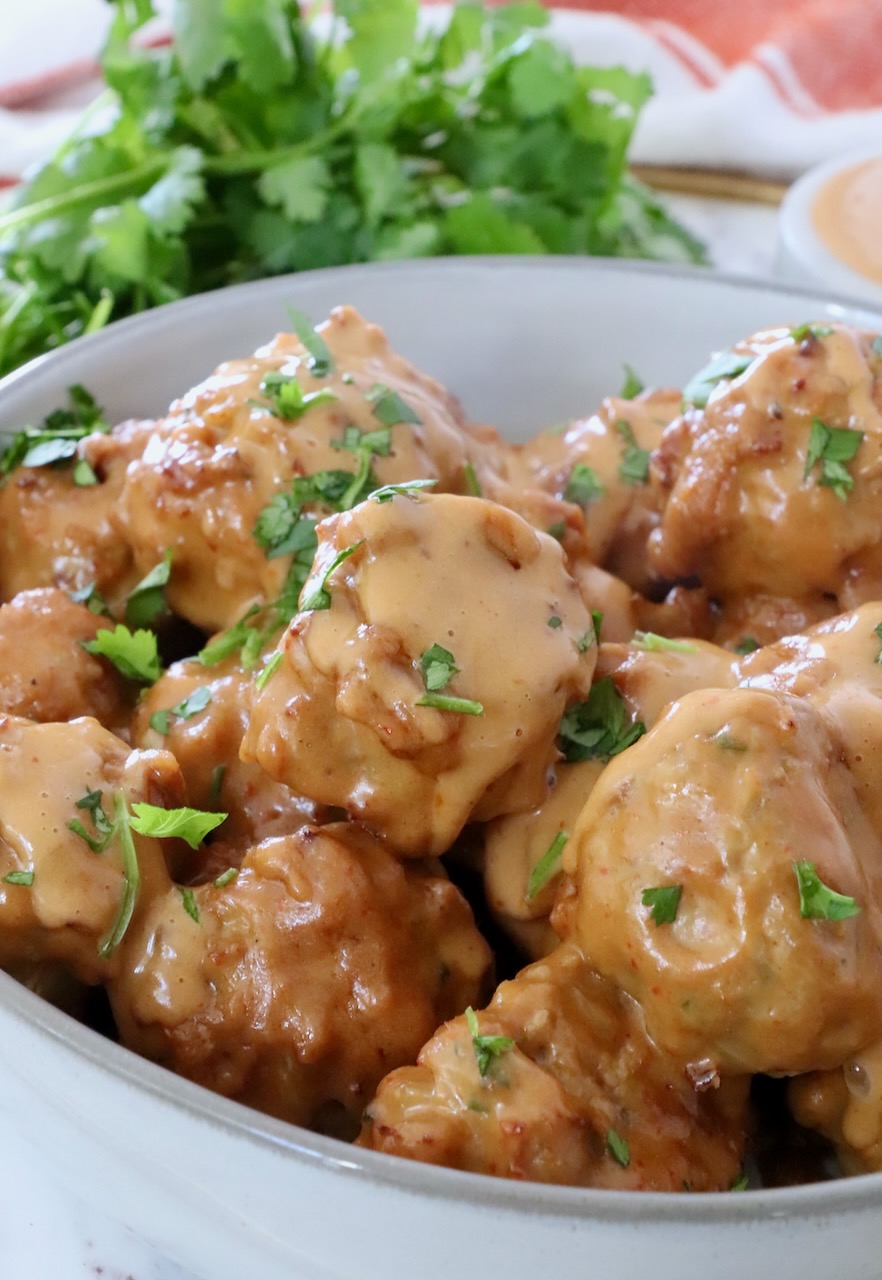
[682,352,754,408]
[149,685,212,736]
[790,323,833,342]
[464,1006,514,1078]
[615,421,650,485]
[178,885,201,923]
[620,364,644,399]
[300,540,364,612]
[631,632,696,654]
[734,636,760,655]
[558,677,646,762]
[125,549,173,629]
[418,643,460,692]
[607,1129,630,1168]
[129,802,228,849]
[84,625,161,684]
[803,418,863,501]
[286,306,334,377]
[794,861,860,921]
[641,884,682,926]
[256,371,337,420]
[564,463,605,505]
[366,384,422,427]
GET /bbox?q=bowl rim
[2,254,882,1226]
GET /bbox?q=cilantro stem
[98,792,141,959]
[0,159,167,235]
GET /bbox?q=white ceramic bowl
[2,258,882,1280]
[777,146,882,306]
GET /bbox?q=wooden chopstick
[631,164,790,206]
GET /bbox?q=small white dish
[3,258,882,1280]
[777,146,882,304]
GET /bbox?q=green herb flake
[300,539,364,613]
[873,337,882,359]
[620,364,644,399]
[607,1129,630,1168]
[526,830,568,901]
[464,1006,514,1078]
[682,352,754,409]
[67,788,115,852]
[84,624,161,684]
[730,1172,750,1192]
[547,615,563,630]
[331,424,393,459]
[794,861,860,922]
[463,460,482,497]
[371,479,438,504]
[631,631,696,654]
[615,421,650,485]
[734,636,760,655]
[129,802,227,850]
[72,458,99,487]
[213,866,238,889]
[366,384,422,428]
[803,417,864,501]
[257,371,337,421]
[875,622,882,664]
[125,549,173,629]
[417,692,485,716]
[255,650,284,691]
[286,306,334,377]
[208,763,226,807]
[641,884,682,925]
[178,885,201,923]
[2,869,34,886]
[419,643,460,692]
[69,582,111,617]
[98,791,141,958]
[546,520,567,541]
[558,677,645,762]
[149,684,212,736]
[564,463,605,505]
[0,385,109,479]
[790,323,833,342]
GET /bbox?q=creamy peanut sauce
[812,157,882,290]
[5,311,882,1187]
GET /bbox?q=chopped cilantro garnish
[631,631,696,654]
[366,384,422,427]
[620,364,644,399]
[790,323,833,342]
[464,460,482,497]
[734,636,760,655]
[558,677,645,762]
[576,610,603,653]
[149,685,212,736]
[607,1129,630,1168]
[547,615,562,629]
[794,861,860,921]
[0,385,109,479]
[99,792,141,958]
[641,884,682,925]
[2,869,34,886]
[208,764,226,807]
[178,886,201,923]
[873,337,882,359]
[417,692,485,715]
[875,622,882,664]
[286,306,334,377]
[84,624,161,684]
[300,540,364,612]
[69,582,111,617]
[546,520,567,541]
[256,370,337,420]
[526,830,568,900]
[464,1006,514,1078]
[72,458,99,487]
[803,418,863,501]
[255,651,284,691]
[682,351,754,409]
[730,1172,750,1191]
[371,479,437,503]
[564,463,605,505]
[419,643,460,692]
[125,549,173,629]
[615,421,650,485]
[129,802,227,850]
[213,866,238,889]
[68,788,115,853]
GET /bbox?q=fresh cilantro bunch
[0,0,705,377]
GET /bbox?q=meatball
[0,589,133,731]
[561,686,882,1075]
[788,1038,882,1175]
[119,307,489,633]
[361,944,749,1190]
[132,651,329,867]
[649,324,882,621]
[108,823,491,1132]
[242,491,596,856]
[0,417,153,612]
[0,716,181,985]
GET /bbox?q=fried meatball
[0,418,152,612]
[0,589,132,731]
[0,716,181,985]
[561,686,882,1076]
[649,324,882,620]
[788,1038,882,1175]
[108,823,491,1132]
[132,652,329,867]
[119,307,489,633]
[242,491,596,856]
[361,944,749,1190]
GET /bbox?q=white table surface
[0,194,780,1280]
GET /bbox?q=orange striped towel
[2,0,880,185]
